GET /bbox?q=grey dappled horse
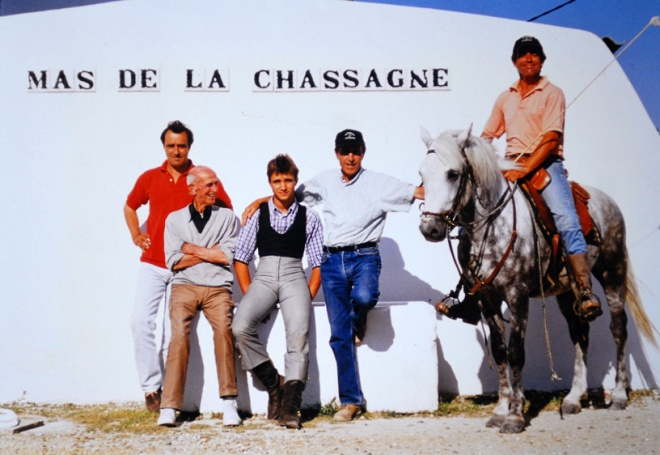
[418,128,654,434]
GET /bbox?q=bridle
[420,139,476,228]
[420,138,519,295]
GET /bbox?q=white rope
[564,16,660,114]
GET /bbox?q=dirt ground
[1,395,659,454]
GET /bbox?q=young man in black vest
[232,154,323,429]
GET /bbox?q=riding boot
[251,360,283,420]
[278,380,305,429]
[568,253,602,322]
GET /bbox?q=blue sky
[359,0,660,130]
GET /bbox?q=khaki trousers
[161,284,237,409]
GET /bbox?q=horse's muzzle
[419,214,448,242]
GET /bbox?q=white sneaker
[221,398,242,426]
[157,408,177,427]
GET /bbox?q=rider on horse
[438,36,602,323]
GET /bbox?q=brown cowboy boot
[568,253,602,322]
[278,380,305,429]
[252,360,284,420]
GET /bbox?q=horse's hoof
[486,415,505,428]
[577,303,603,323]
[499,417,525,434]
[610,399,628,411]
[561,401,582,415]
[609,388,628,410]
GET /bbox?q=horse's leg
[499,297,528,434]
[556,291,589,414]
[590,194,630,409]
[593,265,629,409]
[484,312,511,429]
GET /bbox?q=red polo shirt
[126,160,233,268]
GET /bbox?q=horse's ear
[420,127,433,150]
[457,123,474,148]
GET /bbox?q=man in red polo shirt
[124,120,233,411]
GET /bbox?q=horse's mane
[432,129,514,209]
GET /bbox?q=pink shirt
[482,76,565,158]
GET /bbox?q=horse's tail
[625,250,658,347]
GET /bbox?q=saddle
[520,168,600,288]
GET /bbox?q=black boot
[568,253,602,322]
[278,380,304,429]
[252,361,283,420]
[435,293,481,325]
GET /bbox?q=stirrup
[575,291,602,322]
[435,298,481,326]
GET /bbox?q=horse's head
[418,126,507,242]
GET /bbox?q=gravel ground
[1,396,659,454]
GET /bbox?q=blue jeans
[321,246,381,406]
[541,159,587,255]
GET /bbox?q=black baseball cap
[335,129,365,150]
[511,36,546,62]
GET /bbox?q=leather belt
[323,242,378,254]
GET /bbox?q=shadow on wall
[303,309,322,409]
[377,237,446,304]
[436,332,460,393]
[181,315,204,412]
[311,237,447,304]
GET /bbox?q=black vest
[256,202,307,259]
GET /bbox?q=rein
[421,142,519,294]
[450,182,518,295]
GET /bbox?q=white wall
[0,0,658,412]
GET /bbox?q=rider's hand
[503,168,530,182]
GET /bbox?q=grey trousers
[232,256,311,382]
